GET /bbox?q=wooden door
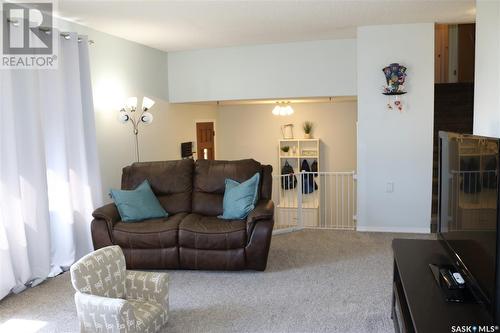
[196,122,215,160]
[458,23,475,82]
[435,24,449,83]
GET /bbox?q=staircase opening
[432,23,475,232]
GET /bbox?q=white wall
[56,19,217,201]
[473,0,500,137]
[216,101,357,173]
[357,23,434,233]
[168,39,357,103]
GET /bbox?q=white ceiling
[57,0,475,52]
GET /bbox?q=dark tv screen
[438,132,499,305]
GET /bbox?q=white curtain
[0,32,102,300]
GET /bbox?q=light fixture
[142,96,155,111]
[117,111,129,123]
[272,101,294,116]
[126,97,138,111]
[118,96,156,162]
[140,112,153,125]
[272,104,281,116]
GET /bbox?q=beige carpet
[0,230,432,333]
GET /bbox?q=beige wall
[215,101,357,174]
[97,101,217,202]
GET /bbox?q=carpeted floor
[0,230,432,333]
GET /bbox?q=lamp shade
[126,97,137,109]
[142,96,155,110]
[141,112,154,125]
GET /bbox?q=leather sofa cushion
[113,213,188,249]
[121,159,193,214]
[192,159,263,216]
[179,247,245,270]
[122,247,179,269]
[178,213,246,250]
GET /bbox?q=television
[438,131,500,321]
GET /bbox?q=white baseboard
[272,227,304,235]
[356,225,430,234]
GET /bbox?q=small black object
[181,142,193,159]
[311,160,318,178]
[439,268,464,290]
[281,161,297,190]
[429,264,474,303]
[300,160,318,194]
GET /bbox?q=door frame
[195,119,217,160]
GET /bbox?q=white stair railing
[272,171,357,234]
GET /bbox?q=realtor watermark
[1,1,58,69]
[451,325,499,332]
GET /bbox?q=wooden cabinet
[392,239,493,332]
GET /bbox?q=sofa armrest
[248,200,274,224]
[125,270,169,309]
[247,200,274,235]
[74,292,136,332]
[92,203,120,229]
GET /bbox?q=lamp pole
[118,97,155,163]
[133,125,140,163]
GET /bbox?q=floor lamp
[118,96,155,162]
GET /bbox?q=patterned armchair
[70,246,169,333]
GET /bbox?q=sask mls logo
[2,2,57,69]
[451,325,499,332]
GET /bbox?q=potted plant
[303,121,313,139]
[281,146,290,156]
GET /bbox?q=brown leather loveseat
[91,159,274,271]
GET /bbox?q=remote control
[452,272,465,285]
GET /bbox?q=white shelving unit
[278,138,320,171]
[277,139,320,227]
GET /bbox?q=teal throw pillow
[110,180,168,222]
[219,172,260,220]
